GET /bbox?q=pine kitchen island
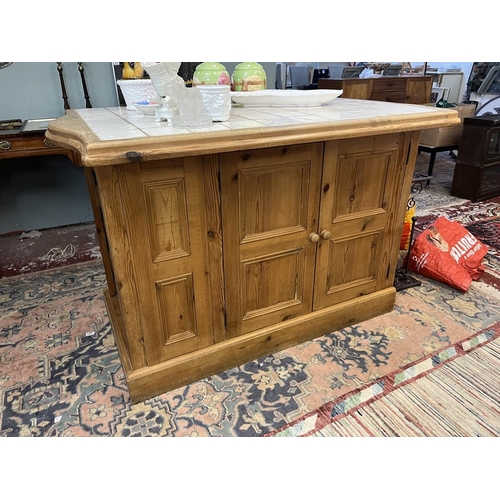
[46,98,459,403]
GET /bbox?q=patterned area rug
[310,334,500,436]
[1,151,500,437]
[412,149,466,214]
[0,222,100,279]
[2,229,500,436]
[270,321,500,436]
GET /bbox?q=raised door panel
[143,177,190,263]
[220,144,322,337]
[313,135,403,309]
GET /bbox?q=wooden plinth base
[104,288,396,404]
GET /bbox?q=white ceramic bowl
[117,79,158,110]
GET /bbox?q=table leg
[427,150,437,187]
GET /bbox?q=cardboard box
[419,103,477,147]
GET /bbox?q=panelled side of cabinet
[93,157,217,374]
[93,165,146,373]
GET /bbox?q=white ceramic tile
[290,114,329,123]
[262,108,308,117]
[97,129,148,140]
[192,123,229,132]
[222,121,268,130]
[123,113,152,122]
[135,121,171,131]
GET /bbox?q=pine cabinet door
[220,143,323,338]
[313,134,405,309]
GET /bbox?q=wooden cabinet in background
[451,114,500,201]
[318,76,433,104]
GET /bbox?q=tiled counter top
[46,99,460,167]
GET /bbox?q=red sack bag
[406,216,488,292]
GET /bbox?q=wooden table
[418,143,459,186]
[46,100,459,402]
[0,126,76,162]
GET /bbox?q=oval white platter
[230,89,343,107]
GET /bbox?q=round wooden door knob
[321,230,331,240]
[309,233,320,243]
